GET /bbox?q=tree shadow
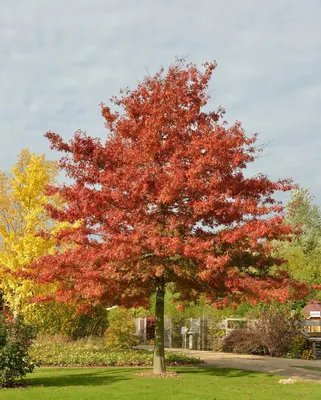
[25,366,275,389]
[27,368,131,388]
[174,366,275,379]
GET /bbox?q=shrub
[301,349,313,360]
[288,334,311,359]
[24,302,108,339]
[146,317,155,341]
[223,326,266,355]
[252,309,300,356]
[165,352,201,365]
[104,308,139,349]
[0,315,39,387]
[223,308,301,357]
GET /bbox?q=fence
[133,317,248,350]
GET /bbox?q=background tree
[32,60,307,373]
[0,149,59,315]
[274,187,321,284]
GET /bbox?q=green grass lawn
[1,366,320,400]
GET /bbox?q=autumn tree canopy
[31,60,307,372]
[0,149,59,314]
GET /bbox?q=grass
[1,367,321,400]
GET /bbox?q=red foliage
[176,304,185,312]
[29,60,307,309]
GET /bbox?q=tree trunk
[153,278,166,373]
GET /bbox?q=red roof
[302,300,321,319]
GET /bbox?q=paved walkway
[140,346,321,382]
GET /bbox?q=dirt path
[140,346,321,382]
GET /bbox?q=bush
[24,302,108,339]
[301,349,314,360]
[223,326,266,355]
[104,308,139,349]
[288,334,311,359]
[146,317,155,342]
[30,336,201,367]
[165,352,201,366]
[223,308,301,357]
[0,315,39,387]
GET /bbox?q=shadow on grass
[28,368,131,388]
[174,366,274,379]
[26,366,274,389]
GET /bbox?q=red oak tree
[32,60,307,373]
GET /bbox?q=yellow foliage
[0,149,60,313]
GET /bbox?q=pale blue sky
[1,0,321,202]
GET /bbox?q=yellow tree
[0,149,59,314]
